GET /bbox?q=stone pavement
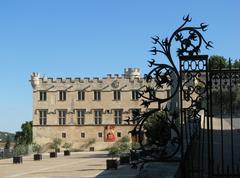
[0,151,139,178]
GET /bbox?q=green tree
[14,131,24,145]
[233,59,240,68]
[144,111,171,147]
[21,121,32,145]
[15,121,32,145]
[209,55,228,69]
[4,135,11,149]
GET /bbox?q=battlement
[124,68,140,73]
[30,68,144,87]
[38,76,143,83]
[124,68,141,79]
[31,72,41,88]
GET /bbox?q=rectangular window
[58,110,66,125]
[117,132,121,138]
[39,110,47,125]
[78,90,85,101]
[77,109,85,125]
[39,91,47,101]
[98,132,103,138]
[59,91,66,101]
[114,110,122,125]
[94,90,101,101]
[81,132,85,138]
[132,90,139,100]
[62,132,66,138]
[113,90,121,100]
[94,110,102,124]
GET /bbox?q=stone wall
[30,69,170,151]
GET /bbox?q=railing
[0,148,13,159]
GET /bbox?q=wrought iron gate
[129,16,240,178]
[180,57,240,178]
[179,54,209,178]
[208,62,240,177]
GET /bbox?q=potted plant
[32,143,42,160]
[106,146,119,170]
[63,142,72,156]
[49,138,61,158]
[117,136,131,165]
[119,144,130,164]
[13,144,26,164]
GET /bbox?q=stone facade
[30,68,170,151]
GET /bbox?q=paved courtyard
[0,151,138,178]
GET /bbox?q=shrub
[32,143,42,154]
[144,111,170,146]
[131,142,140,150]
[108,146,120,159]
[14,144,27,156]
[119,136,130,143]
[114,136,130,153]
[63,142,72,150]
[49,138,62,152]
[119,142,130,153]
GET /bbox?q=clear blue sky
[0,0,239,133]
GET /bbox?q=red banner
[105,125,116,142]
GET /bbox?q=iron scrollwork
[127,15,212,165]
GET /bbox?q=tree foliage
[15,121,32,145]
[212,88,240,115]
[233,59,240,68]
[14,144,28,156]
[144,111,171,147]
[32,143,42,153]
[50,138,62,151]
[209,56,240,115]
[209,55,228,69]
[108,146,120,159]
[21,121,32,144]
[4,135,11,149]
[108,136,130,157]
[0,132,14,142]
[63,142,72,150]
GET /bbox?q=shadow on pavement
[95,164,139,178]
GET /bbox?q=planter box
[120,155,130,165]
[13,156,23,164]
[130,151,139,162]
[139,150,147,157]
[34,154,42,160]
[50,152,57,158]
[64,150,70,156]
[106,159,118,170]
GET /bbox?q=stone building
[30,68,170,151]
